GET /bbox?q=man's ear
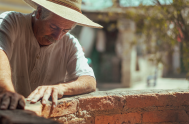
[36,6,42,19]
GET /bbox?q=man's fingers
[17,98,25,109]
[52,88,58,108]
[27,86,61,108]
[27,88,40,101]
[9,94,19,110]
[42,87,52,105]
[0,92,25,110]
[31,87,46,102]
[0,94,4,105]
[0,94,10,110]
[58,90,64,98]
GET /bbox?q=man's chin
[40,38,55,46]
[38,40,53,46]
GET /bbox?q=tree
[110,0,189,75]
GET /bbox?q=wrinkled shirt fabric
[0,11,95,97]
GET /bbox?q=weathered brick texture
[41,99,78,118]
[95,113,141,124]
[25,89,189,124]
[78,95,125,111]
[143,110,189,123]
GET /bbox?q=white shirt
[0,11,95,97]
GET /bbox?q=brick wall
[27,89,189,124]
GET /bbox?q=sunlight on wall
[0,0,33,14]
[82,0,173,10]
[120,0,173,7]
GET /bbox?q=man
[0,0,102,110]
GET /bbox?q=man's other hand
[0,91,25,110]
[26,86,64,108]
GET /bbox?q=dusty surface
[22,89,189,124]
[3,89,188,124]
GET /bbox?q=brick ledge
[25,89,189,124]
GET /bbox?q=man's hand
[26,86,64,108]
[0,91,25,110]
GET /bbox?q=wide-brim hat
[23,0,103,28]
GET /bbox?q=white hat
[24,0,103,28]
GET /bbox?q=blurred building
[0,0,33,14]
[77,0,182,87]
[71,1,161,87]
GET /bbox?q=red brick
[125,93,189,108]
[156,92,189,107]
[95,113,141,124]
[125,94,173,108]
[79,96,125,111]
[83,117,95,124]
[174,92,189,106]
[126,94,158,108]
[42,99,77,118]
[157,92,189,107]
[142,122,184,124]
[143,110,189,123]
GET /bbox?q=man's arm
[27,75,96,107]
[0,50,25,110]
[60,75,96,95]
[0,50,14,92]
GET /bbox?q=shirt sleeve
[64,33,95,82]
[0,11,17,60]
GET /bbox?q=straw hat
[24,0,103,28]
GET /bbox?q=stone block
[21,90,189,124]
[95,113,141,124]
[78,95,125,111]
[174,92,189,106]
[42,99,78,118]
[143,110,189,123]
[125,91,189,108]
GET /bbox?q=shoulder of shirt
[0,11,31,21]
[58,33,80,47]
[63,32,79,42]
[0,11,21,18]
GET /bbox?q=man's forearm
[27,75,96,108]
[0,50,15,93]
[58,75,96,96]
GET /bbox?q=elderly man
[0,0,102,110]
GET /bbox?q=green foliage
[111,0,189,74]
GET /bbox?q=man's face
[34,12,76,46]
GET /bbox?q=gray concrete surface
[97,78,189,91]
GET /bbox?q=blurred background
[1,0,189,91]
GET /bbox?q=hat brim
[24,0,103,28]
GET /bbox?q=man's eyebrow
[51,24,58,28]
[63,29,71,31]
[51,24,71,30]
